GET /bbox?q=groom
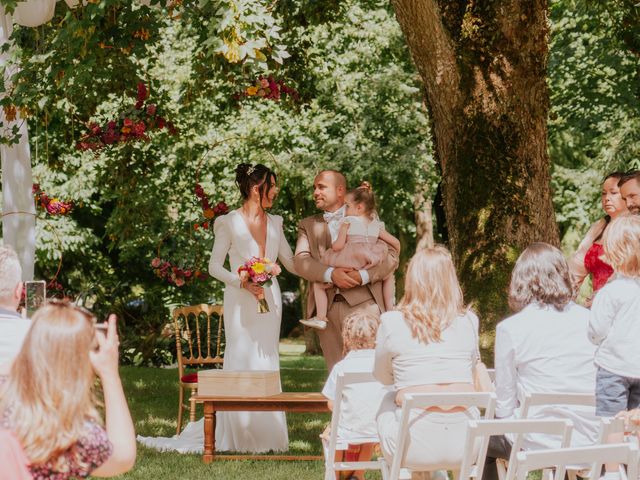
[294,170,399,370]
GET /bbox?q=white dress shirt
[321,206,369,285]
[589,275,640,378]
[495,302,599,450]
[0,308,31,367]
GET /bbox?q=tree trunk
[391,0,560,330]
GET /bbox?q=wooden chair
[380,392,497,480]
[173,304,224,434]
[515,444,639,480]
[459,418,573,480]
[323,371,384,480]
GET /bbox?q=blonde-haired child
[589,214,640,480]
[321,311,389,480]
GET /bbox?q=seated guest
[495,243,598,450]
[0,246,31,374]
[374,246,480,475]
[0,302,136,479]
[569,172,627,304]
[322,310,389,480]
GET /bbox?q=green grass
[117,350,332,479]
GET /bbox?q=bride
[208,162,296,452]
[138,163,297,454]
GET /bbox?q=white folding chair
[324,371,384,480]
[380,392,497,480]
[599,416,640,442]
[515,443,639,480]
[521,392,597,480]
[521,393,596,419]
[459,419,573,480]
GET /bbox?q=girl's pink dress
[321,216,388,269]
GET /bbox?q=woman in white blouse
[374,246,480,474]
[495,243,598,451]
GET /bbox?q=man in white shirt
[0,246,31,372]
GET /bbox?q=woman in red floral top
[569,171,628,305]
[0,302,136,479]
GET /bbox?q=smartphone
[25,280,46,318]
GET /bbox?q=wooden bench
[194,392,330,462]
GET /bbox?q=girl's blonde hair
[398,246,466,343]
[603,214,640,277]
[0,302,101,470]
[508,242,573,312]
[342,311,380,356]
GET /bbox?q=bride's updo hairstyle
[235,163,277,203]
[347,181,377,219]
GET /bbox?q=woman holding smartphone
[0,302,136,478]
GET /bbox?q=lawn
[118,348,334,480]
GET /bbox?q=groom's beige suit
[294,213,399,370]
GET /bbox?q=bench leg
[203,402,216,463]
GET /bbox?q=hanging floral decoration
[76,83,177,151]
[150,257,209,287]
[194,183,229,231]
[32,184,73,215]
[241,76,299,102]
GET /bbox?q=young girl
[301,182,400,330]
[321,311,389,480]
[589,214,640,480]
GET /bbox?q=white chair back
[515,443,639,480]
[599,416,640,442]
[382,392,497,480]
[459,419,573,480]
[521,393,595,418]
[324,371,383,480]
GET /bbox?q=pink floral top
[0,377,113,479]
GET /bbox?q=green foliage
[1,0,432,364]
[549,0,640,248]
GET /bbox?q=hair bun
[359,181,372,191]
[235,163,254,181]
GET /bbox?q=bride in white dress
[208,163,296,452]
[137,163,296,454]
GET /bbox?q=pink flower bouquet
[237,257,282,313]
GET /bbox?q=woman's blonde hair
[342,311,380,356]
[603,214,640,277]
[0,302,100,469]
[508,242,573,312]
[397,246,466,343]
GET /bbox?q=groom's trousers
[321,296,381,371]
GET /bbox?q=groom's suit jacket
[294,213,399,318]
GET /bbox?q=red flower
[134,121,146,136]
[137,82,148,103]
[146,104,157,116]
[214,201,229,215]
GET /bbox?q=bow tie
[323,209,344,224]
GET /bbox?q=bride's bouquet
[238,257,281,313]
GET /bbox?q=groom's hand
[332,268,360,289]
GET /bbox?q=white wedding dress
[138,209,296,454]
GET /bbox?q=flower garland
[150,257,208,287]
[241,76,299,102]
[77,83,177,151]
[32,184,73,215]
[194,183,229,230]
